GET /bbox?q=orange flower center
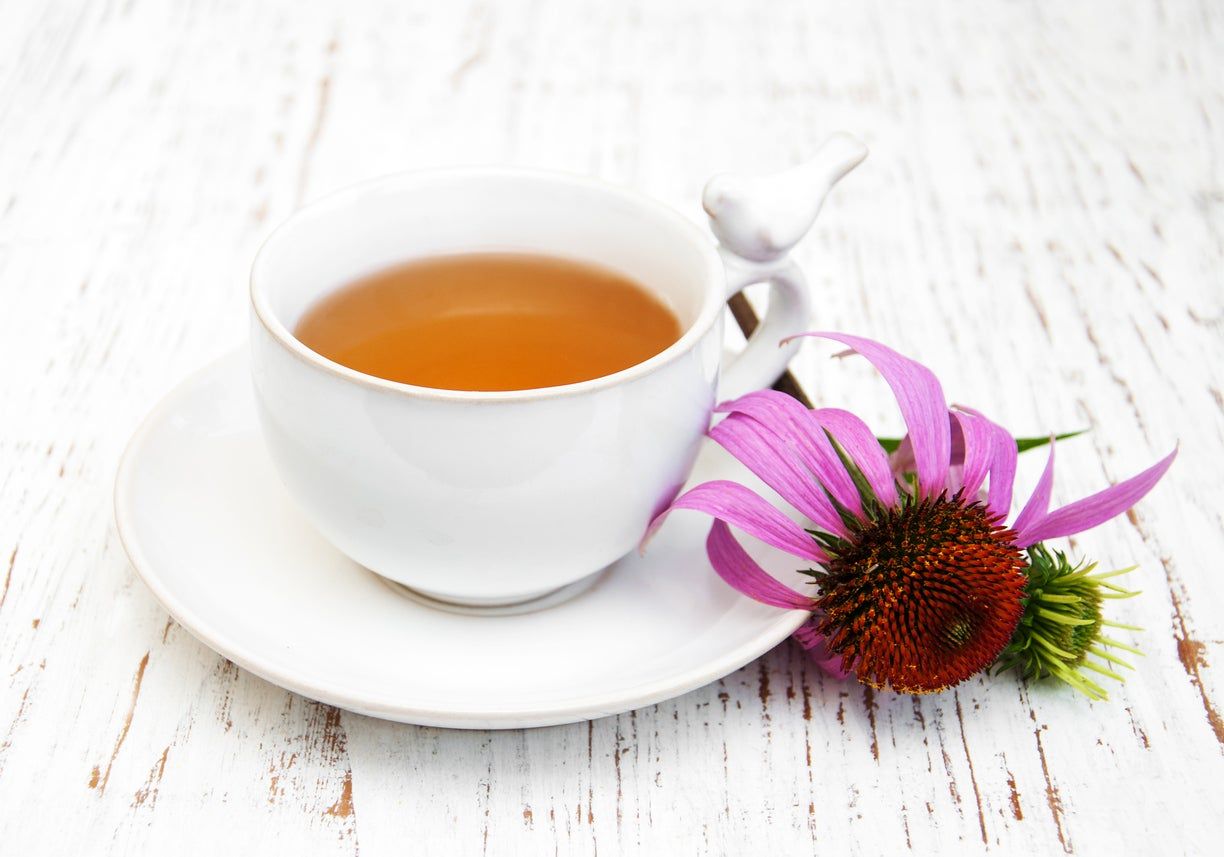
[814,494,1027,694]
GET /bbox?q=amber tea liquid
[294,253,683,392]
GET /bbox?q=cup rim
[249,166,725,402]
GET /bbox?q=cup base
[377,568,608,617]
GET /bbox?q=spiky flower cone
[809,493,1028,694]
[995,543,1142,700]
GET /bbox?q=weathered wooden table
[2,1,1220,853]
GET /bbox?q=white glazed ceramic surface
[115,351,812,728]
[250,141,865,605]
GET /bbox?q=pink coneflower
[646,333,1175,694]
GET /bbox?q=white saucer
[114,351,810,729]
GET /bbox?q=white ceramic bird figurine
[702,132,868,263]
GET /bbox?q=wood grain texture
[1,0,1221,853]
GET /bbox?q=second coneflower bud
[995,542,1142,700]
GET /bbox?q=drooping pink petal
[716,390,862,518]
[810,407,898,506]
[645,480,827,562]
[792,619,853,678]
[709,414,847,536]
[951,409,998,501]
[706,520,815,610]
[950,415,966,464]
[1013,448,1177,547]
[957,405,1019,519]
[889,435,916,479]
[986,419,1019,518]
[1011,438,1056,538]
[786,333,951,498]
[945,416,966,493]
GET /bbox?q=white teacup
[250,134,866,607]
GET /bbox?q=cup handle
[716,252,810,402]
[704,132,868,402]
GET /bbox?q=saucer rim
[113,350,810,729]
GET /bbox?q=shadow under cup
[249,169,727,607]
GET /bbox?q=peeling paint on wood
[89,653,150,796]
[1004,765,1023,821]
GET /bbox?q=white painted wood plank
[0,0,1220,853]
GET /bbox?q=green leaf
[1016,431,1087,452]
[875,430,1086,455]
